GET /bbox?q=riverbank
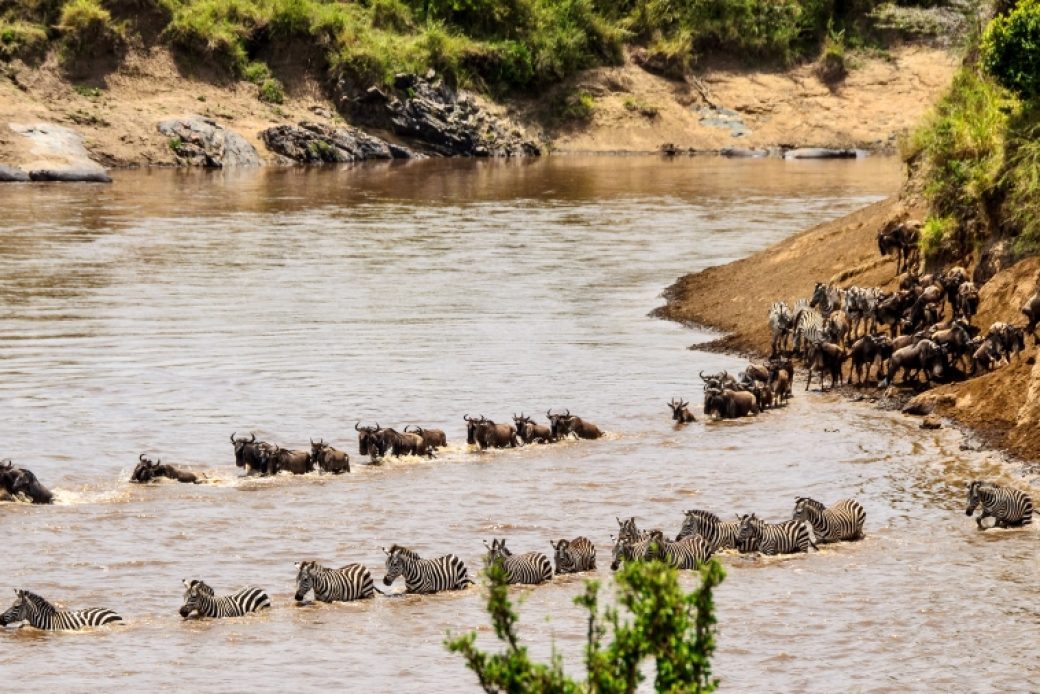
[656,194,1040,464]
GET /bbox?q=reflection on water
[1,157,1037,692]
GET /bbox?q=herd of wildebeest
[2,219,1038,630]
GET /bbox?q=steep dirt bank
[657,195,1040,464]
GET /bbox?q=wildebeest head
[230,432,257,468]
[310,438,325,461]
[703,388,723,419]
[355,422,384,458]
[546,409,569,439]
[0,462,53,504]
[464,415,485,445]
[131,454,157,483]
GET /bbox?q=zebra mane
[388,544,420,560]
[685,509,721,524]
[19,590,56,615]
[797,497,826,511]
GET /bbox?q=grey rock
[29,169,112,183]
[260,121,418,164]
[783,148,862,159]
[920,415,942,430]
[0,164,30,182]
[157,116,261,168]
[8,122,110,182]
[720,148,768,158]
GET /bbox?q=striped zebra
[793,305,825,357]
[676,509,742,552]
[768,301,794,356]
[844,286,882,338]
[382,544,473,594]
[966,481,1035,530]
[610,533,656,570]
[484,538,553,585]
[550,536,596,574]
[294,560,375,602]
[648,530,712,569]
[179,580,270,619]
[736,514,816,555]
[0,590,121,630]
[810,282,844,317]
[616,516,648,543]
[792,497,866,542]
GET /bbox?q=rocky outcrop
[260,122,417,163]
[157,116,261,168]
[783,147,863,159]
[5,122,112,183]
[340,71,540,158]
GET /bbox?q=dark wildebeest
[404,425,447,451]
[309,439,350,474]
[1023,288,1040,345]
[667,398,696,424]
[703,388,758,420]
[987,322,1027,361]
[880,339,945,387]
[971,337,1006,374]
[0,460,54,504]
[847,334,881,385]
[131,454,202,484]
[356,422,387,462]
[877,220,921,273]
[512,414,554,443]
[768,360,793,405]
[875,290,915,335]
[955,281,979,321]
[930,321,973,376]
[554,412,604,440]
[381,428,433,457]
[805,341,846,391]
[263,446,314,475]
[231,432,271,475]
[465,415,520,449]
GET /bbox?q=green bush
[447,557,724,693]
[0,20,49,60]
[981,0,1040,100]
[58,0,124,56]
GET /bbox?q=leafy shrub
[816,24,848,84]
[980,0,1040,100]
[447,557,724,693]
[58,0,124,56]
[0,20,49,60]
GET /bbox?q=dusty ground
[657,195,1040,464]
[544,46,958,153]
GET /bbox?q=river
[1,157,1037,692]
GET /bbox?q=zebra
[484,538,553,585]
[609,533,656,570]
[793,305,825,357]
[382,544,473,594]
[294,560,376,602]
[810,282,844,317]
[768,301,794,356]
[845,286,883,338]
[179,580,270,619]
[676,509,743,552]
[616,516,649,543]
[736,514,817,555]
[966,481,1035,530]
[792,497,866,542]
[550,536,596,574]
[0,590,122,630]
[647,530,712,569]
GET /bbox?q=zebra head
[294,561,318,601]
[616,516,639,543]
[483,538,512,566]
[965,481,983,516]
[0,590,29,627]
[609,535,626,571]
[550,539,575,573]
[382,545,416,587]
[736,513,762,544]
[179,579,214,619]
[792,497,824,522]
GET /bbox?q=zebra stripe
[485,539,553,585]
[737,514,816,555]
[179,581,270,619]
[550,537,596,574]
[649,531,712,569]
[793,307,825,355]
[294,560,375,602]
[610,533,656,570]
[793,497,866,542]
[966,481,1035,529]
[382,544,472,594]
[616,516,649,544]
[676,509,744,552]
[0,590,121,630]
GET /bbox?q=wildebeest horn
[699,370,707,380]
[464,414,472,422]
[355,421,363,431]
[230,432,236,443]
[139,454,147,463]
[249,433,256,443]
[564,409,570,417]
[546,409,553,418]
[310,438,315,445]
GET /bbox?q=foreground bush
[981,0,1040,100]
[446,557,725,693]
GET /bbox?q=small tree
[981,0,1040,100]
[446,558,725,694]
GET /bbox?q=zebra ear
[293,562,301,569]
[182,579,189,588]
[382,547,389,555]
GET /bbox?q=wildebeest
[263,446,314,475]
[880,339,945,387]
[550,410,604,440]
[131,454,202,484]
[464,415,520,449]
[986,322,1026,361]
[667,398,696,424]
[0,460,54,504]
[768,359,793,405]
[309,439,350,474]
[971,337,1006,374]
[703,388,758,419]
[877,220,920,273]
[356,422,387,462]
[380,428,433,457]
[512,414,554,443]
[404,425,447,451]
[954,281,979,321]
[231,433,271,475]
[805,341,846,391]
[1023,288,1040,344]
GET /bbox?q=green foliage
[446,558,725,693]
[981,0,1040,100]
[0,20,48,60]
[920,214,957,256]
[553,88,595,122]
[623,96,658,117]
[58,0,124,56]
[72,83,103,96]
[817,22,848,83]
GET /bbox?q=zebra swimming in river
[676,509,743,553]
[381,544,473,594]
[966,481,1035,529]
[610,532,657,570]
[484,538,553,585]
[0,590,121,630]
[294,560,376,603]
[737,514,817,555]
[792,497,866,542]
[550,536,596,574]
[647,530,712,570]
[179,580,270,619]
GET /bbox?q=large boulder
[6,122,112,183]
[339,71,540,158]
[0,164,30,182]
[157,116,261,168]
[260,122,417,163]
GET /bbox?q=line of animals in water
[2,483,1033,631]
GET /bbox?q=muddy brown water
[1,157,1037,692]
